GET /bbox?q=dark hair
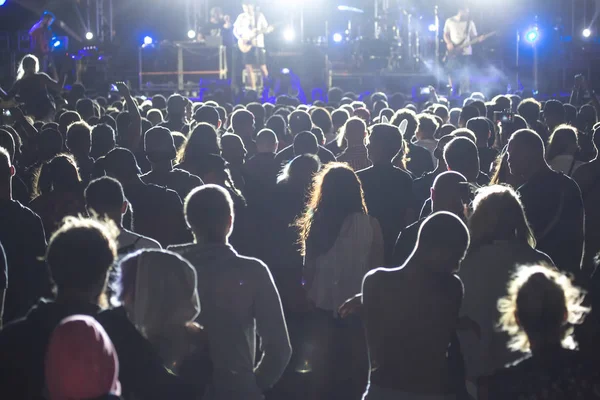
[194,106,220,127]
[466,117,491,147]
[470,100,487,119]
[418,114,440,139]
[293,131,319,156]
[76,98,96,121]
[185,184,234,242]
[369,123,405,161]
[0,130,15,162]
[331,109,350,131]
[459,105,480,126]
[391,109,419,139]
[289,110,312,136]
[91,124,116,159]
[102,147,141,181]
[231,109,254,133]
[84,176,125,217]
[544,100,566,121]
[33,154,81,198]
[546,124,579,162]
[311,108,333,135]
[66,121,92,155]
[517,98,541,123]
[179,123,220,163]
[38,128,64,160]
[247,102,266,127]
[266,115,287,143]
[444,137,480,181]
[59,111,82,135]
[296,163,367,258]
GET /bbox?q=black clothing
[159,119,188,134]
[518,168,584,274]
[0,300,193,400]
[8,74,55,120]
[413,171,437,213]
[243,152,279,209]
[406,143,434,178]
[141,167,203,201]
[0,241,6,293]
[73,154,95,184]
[392,218,425,266]
[357,164,414,264]
[0,199,50,323]
[274,144,336,167]
[242,47,267,66]
[478,147,498,175]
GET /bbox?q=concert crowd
[1,52,600,400]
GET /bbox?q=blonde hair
[17,54,40,80]
[468,185,536,253]
[498,264,590,353]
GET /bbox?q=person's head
[354,107,371,124]
[391,109,419,140]
[340,117,367,147]
[458,105,480,128]
[327,87,343,104]
[414,211,470,272]
[0,130,15,164]
[46,216,118,304]
[470,100,487,120]
[0,147,15,193]
[293,131,319,156]
[194,105,221,129]
[59,111,82,136]
[119,250,200,340]
[311,108,333,135]
[436,124,456,139]
[66,121,92,156]
[366,123,405,164]
[443,137,480,182]
[151,94,167,111]
[256,129,278,153]
[466,117,492,148]
[76,98,96,122]
[90,124,116,159]
[17,54,39,79]
[543,99,566,129]
[278,154,321,187]
[38,128,64,161]
[102,147,141,183]
[430,171,469,218]
[331,108,351,133]
[33,154,81,198]
[507,129,547,179]
[45,315,121,400]
[297,163,367,258]
[498,264,590,354]
[179,123,220,163]
[546,124,579,162]
[221,133,247,165]
[577,104,597,133]
[434,105,450,124]
[85,176,127,225]
[42,10,55,26]
[146,108,164,126]
[288,110,312,136]
[246,102,265,129]
[166,94,188,119]
[265,115,287,142]
[185,184,234,243]
[417,114,440,140]
[144,126,177,164]
[564,103,577,126]
[517,98,541,124]
[458,4,470,18]
[468,184,535,253]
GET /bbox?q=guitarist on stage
[233,1,273,91]
[443,5,477,95]
[29,11,57,80]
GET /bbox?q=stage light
[582,28,592,38]
[53,40,61,47]
[428,24,437,32]
[333,33,343,43]
[143,36,153,46]
[281,68,290,74]
[283,27,295,42]
[525,28,539,43]
[0,0,7,7]
[85,32,94,40]
[187,30,196,39]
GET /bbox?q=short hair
[90,124,116,158]
[509,129,546,159]
[544,99,565,121]
[391,109,419,139]
[46,216,118,294]
[311,108,333,135]
[247,102,265,125]
[293,131,319,155]
[434,105,449,122]
[289,110,312,135]
[416,211,470,269]
[231,109,254,132]
[331,109,350,128]
[466,117,491,146]
[59,111,82,134]
[459,105,480,126]
[102,147,141,180]
[256,128,278,149]
[66,121,92,154]
[517,98,541,122]
[451,128,477,143]
[185,184,234,242]
[368,123,404,160]
[417,114,440,139]
[444,136,480,180]
[194,106,220,127]
[76,98,96,120]
[0,129,15,162]
[470,100,487,119]
[84,176,125,216]
[0,146,11,185]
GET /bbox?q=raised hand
[115,81,131,97]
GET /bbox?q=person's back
[141,167,202,200]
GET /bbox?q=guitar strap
[455,16,472,48]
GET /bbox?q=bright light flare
[525,28,539,43]
[428,24,437,32]
[0,0,7,7]
[143,36,153,45]
[333,33,343,43]
[283,28,295,42]
[582,28,592,38]
[85,31,94,40]
[187,30,196,39]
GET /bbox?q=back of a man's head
[231,109,255,138]
[444,136,480,182]
[466,117,491,147]
[417,114,440,140]
[185,184,234,243]
[544,100,565,125]
[144,126,176,162]
[59,111,82,135]
[102,147,141,182]
[391,109,419,139]
[0,146,12,187]
[508,129,546,161]
[76,98,96,121]
[194,105,220,128]
[0,130,15,163]
[247,102,265,126]
[84,176,125,219]
[368,123,404,163]
[431,171,468,216]
[517,98,541,123]
[46,216,117,296]
[66,121,92,156]
[458,105,480,127]
[288,110,312,136]
[293,131,319,156]
[90,124,116,159]
[415,211,470,272]
[256,129,278,153]
[344,117,367,145]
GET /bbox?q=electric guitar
[237,23,280,53]
[443,31,497,63]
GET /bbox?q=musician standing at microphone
[444,5,477,95]
[234,1,273,91]
[29,11,58,80]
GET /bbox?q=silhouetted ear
[381,116,389,124]
[399,119,408,136]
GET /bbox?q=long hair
[546,124,579,162]
[296,162,367,259]
[17,54,40,80]
[467,185,536,254]
[497,264,590,353]
[178,122,220,164]
[32,153,81,199]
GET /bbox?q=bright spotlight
[525,28,539,43]
[143,36,153,46]
[53,40,61,47]
[583,28,592,38]
[428,24,437,32]
[333,33,343,43]
[85,31,94,40]
[187,29,196,39]
[283,27,295,42]
[281,68,290,74]
[0,0,7,7]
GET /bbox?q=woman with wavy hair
[483,265,597,399]
[546,124,583,176]
[458,185,553,386]
[296,162,383,400]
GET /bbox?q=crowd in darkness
[0,53,600,399]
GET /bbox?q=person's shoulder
[9,200,42,222]
[123,229,161,250]
[391,165,414,181]
[356,165,373,176]
[167,242,196,255]
[146,182,183,201]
